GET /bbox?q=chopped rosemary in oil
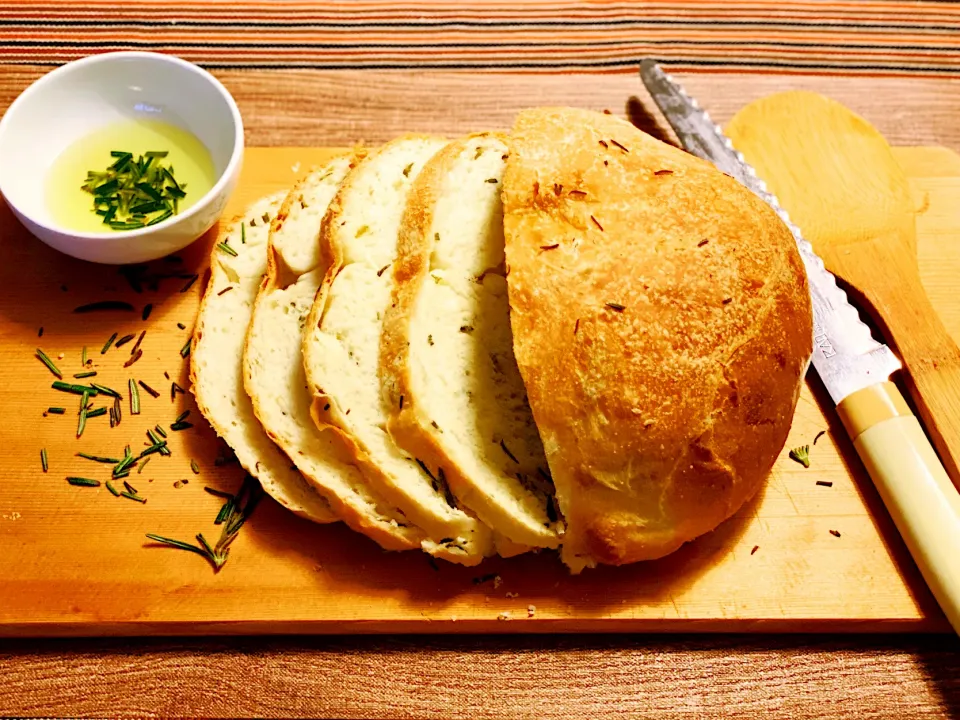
[78,150,188,231]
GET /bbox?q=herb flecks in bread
[303,136,495,565]
[381,133,562,551]
[191,192,337,524]
[501,107,813,572]
[243,153,426,551]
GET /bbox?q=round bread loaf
[501,107,813,573]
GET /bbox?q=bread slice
[243,155,424,551]
[303,135,496,565]
[380,133,562,550]
[501,107,812,572]
[191,193,337,524]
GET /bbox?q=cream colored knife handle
[838,382,960,634]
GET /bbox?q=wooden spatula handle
[859,258,960,489]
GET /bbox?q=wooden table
[2,64,960,718]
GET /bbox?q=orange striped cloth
[0,0,958,76]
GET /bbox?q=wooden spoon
[726,91,960,486]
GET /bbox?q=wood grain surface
[0,148,960,636]
[0,145,957,638]
[2,67,960,719]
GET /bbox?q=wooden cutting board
[1,146,957,637]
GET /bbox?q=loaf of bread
[501,108,813,572]
[380,133,563,551]
[243,155,425,551]
[302,136,496,565]
[191,193,337,524]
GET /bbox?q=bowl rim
[0,50,244,242]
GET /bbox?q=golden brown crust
[501,107,813,571]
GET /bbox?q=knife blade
[639,59,960,635]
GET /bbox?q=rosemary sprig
[35,348,62,379]
[789,445,811,468]
[129,378,140,415]
[146,476,263,572]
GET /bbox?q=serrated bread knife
[640,59,960,634]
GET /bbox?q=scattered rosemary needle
[138,457,151,474]
[139,380,160,398]
[142,304,153,321]
[190,459,200,475]
[35,348,62,379]
[121,490,147,504]
[90,382,120,398]
[129,378,141,415]
[106,480,121,497]
[216,241,238,257]
[73,301,135,314]
[175,410,191,424]
[40,448,48,473]
[179,338,191,358]
[101,332,118,354]
[86,407,107,419]
[67,476,100,487]
[76,391,89,438]
[78,452,121,464]
[130,330,147,356]
[81,346,88,366]
[155,424,167,438]
[114,334,135,349]
[123,480,138,495]
[52,381,98,395]
[74,371,97,379]
[47,407,65,415]
[788,445,811,468]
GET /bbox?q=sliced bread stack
[242,153,425,552]
[192,107,812,572]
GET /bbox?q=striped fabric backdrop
[0,0,958,76]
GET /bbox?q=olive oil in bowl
[46,119,216,233]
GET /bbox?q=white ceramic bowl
[0,51,243,264]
